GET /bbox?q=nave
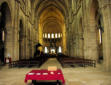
[0,0,111,85]
[0,58,111,85]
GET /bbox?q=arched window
[45,33,47,38]
[44,47,48,53]
[99,29,102,44]
[58,46,62,53]
[98,15,103,45]
[48,33,50,38]
[55,33,57,38]
[43,33,45,38]
[58,33,60,38]
[51,33,54,38]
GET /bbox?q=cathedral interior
[0,0,111,85]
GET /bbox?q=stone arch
[34,0,68,18]
[34,4,66,35]
[0,0,13,18]
[89,0,99,20]
[34,0,68,37]
[0,2,13,63]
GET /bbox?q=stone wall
[82,0,111,71]
[0,0,37,61]
[66,0,111,71]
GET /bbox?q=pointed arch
[0,2,13,62]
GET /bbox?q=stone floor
[0,58,111,85]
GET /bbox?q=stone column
[31,30,35,57]
[26,37,30,59]
[31,41,34,57]
[100,1,111,71]
[65,18,69,55]
[4,27,13,59]
[68,23,72,56]
[84,22,98,60]
[83,1,90,59]
[82,0,88,59]
[24,17,29,59]
[78,33,84,57]
[12,0,20,61]
[29,39,32,57]
[19,33,26,60]
[83,1,98,60]
[89,21,98,60]
[12,28,19,61]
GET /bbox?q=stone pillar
[24,17,29,59]
[100,1,111,71]
[77,33,84,57]
[82,2,88,60]
[29,40,33,57]
[19,33,26,60]
[65,16,69,55]
[12,0,20,61]
[4,27,13,59]
[32,41,34,57]
[12,28,19,61]
[19,38,24,60]
[78,33,84,57]
[84,23,98,60]
[89,21,98,60]
[68,23,72,56]
[31,30,35,57]
[83,1,98,60]
[26,37,30,59]
[68,6,73,56]
[62,22,67,55]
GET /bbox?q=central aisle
[40,58,62,69]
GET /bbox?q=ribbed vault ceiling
[33,0,68,33]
